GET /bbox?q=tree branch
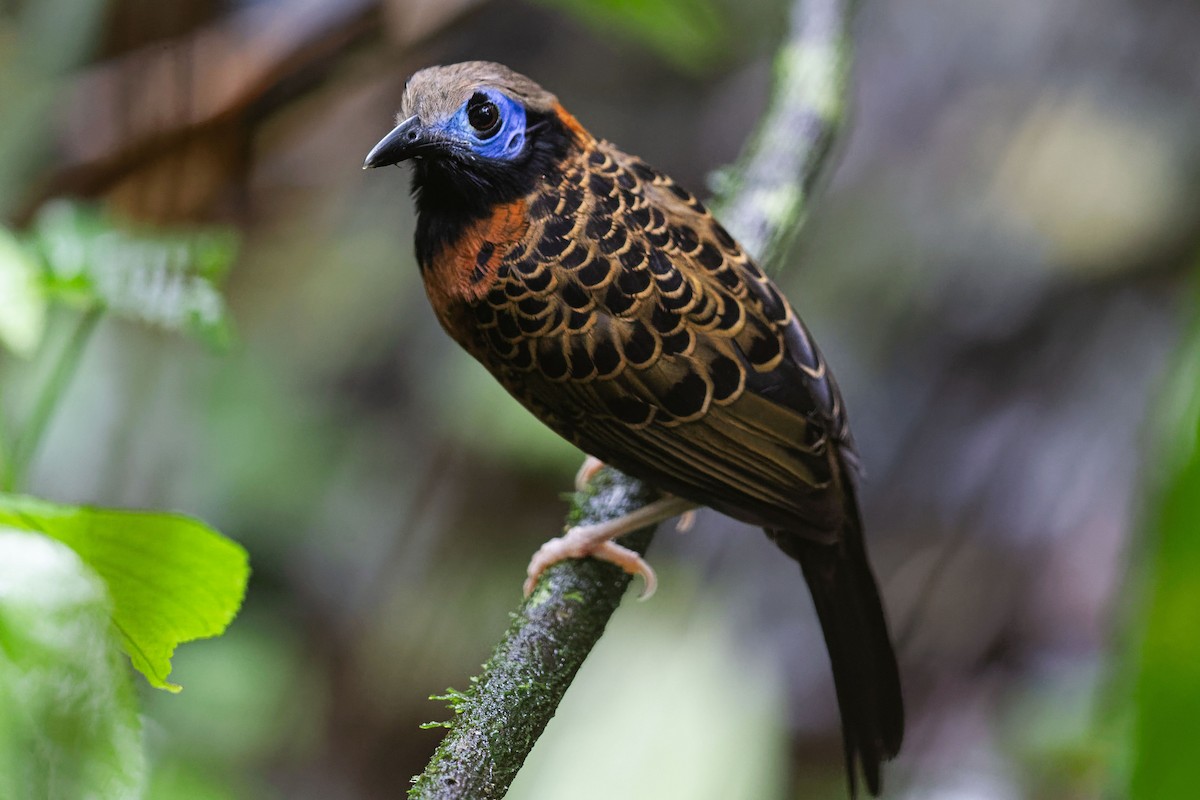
[716,0,857,262]
[409,1,858,796]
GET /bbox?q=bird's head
[364,62,589,212]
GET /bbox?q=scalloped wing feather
[438,139,850,535]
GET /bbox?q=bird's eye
[467,93,501,137]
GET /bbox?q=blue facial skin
[436,90,527,161]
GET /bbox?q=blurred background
[2,0,1199,797]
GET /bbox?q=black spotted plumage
[365,61,903,798]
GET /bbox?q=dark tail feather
[769,506,904,797]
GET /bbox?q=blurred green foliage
[535,0,729,71]
[0,201,236,363]
[428,356,582,475]
[0,200,239,489]
[142,608,317,800]
[29,201,238,351]
[0,226,44,357]
[1129,279,1200,799]
[0,133,247,795]
[0,529,145,799]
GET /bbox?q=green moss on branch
[409,470,657,799]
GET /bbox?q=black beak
[363,115,425,169]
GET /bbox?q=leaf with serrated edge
[0,493,249,691]
[31,200,238,350]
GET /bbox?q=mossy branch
[409,1,858,796]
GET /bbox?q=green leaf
[0,493,249,692]
[0,225,47,357]
[30,200,238,350]
[1128,289,1200,798]
[0,528,145,799]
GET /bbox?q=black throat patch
[411,110,576,271]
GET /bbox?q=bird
[364,61,903,797]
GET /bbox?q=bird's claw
[574,456,606,493]
[523,525,658,600]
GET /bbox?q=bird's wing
[467,140,850,534]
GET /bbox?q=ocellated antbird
[365,61,903,797]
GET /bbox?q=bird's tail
[768,492,903,797]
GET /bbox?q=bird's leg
[577,455,698,532]
[574,455,606,493]
[523,495,699,600]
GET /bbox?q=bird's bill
[363,115,427,169]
